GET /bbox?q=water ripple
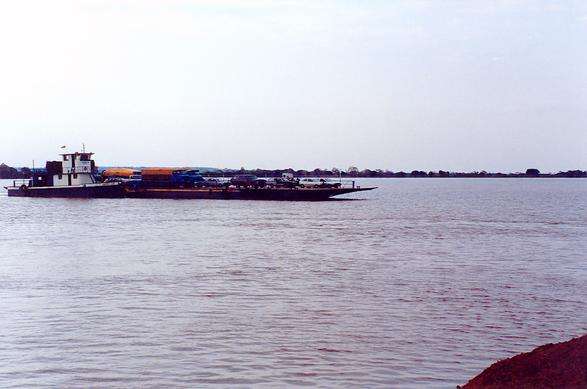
[0,178,586,388]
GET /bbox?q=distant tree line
[204,167,587,178]
[1,162,585,179]
[0,163,31,179]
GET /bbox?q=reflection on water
[1,178,586,388]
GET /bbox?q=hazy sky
[1,0,586,172]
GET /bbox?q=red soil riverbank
[461,334,587,389]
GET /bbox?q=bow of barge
[124,186,375,200]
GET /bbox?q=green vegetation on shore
[206,167,586,178]
[1,162,585,179]
[0,163,31,179]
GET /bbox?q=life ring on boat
[19,184,27,191]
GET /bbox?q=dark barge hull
[6,184,376,200]
[125,186,376,201]
[6,183,126,198]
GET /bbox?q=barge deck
[124,186,375,201]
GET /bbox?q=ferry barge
[5,151,376,200]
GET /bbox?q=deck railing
[8,179,31,188]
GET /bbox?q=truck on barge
[5,151,376,200]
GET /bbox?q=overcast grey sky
[0,0,585,172]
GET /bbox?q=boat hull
[6,183,126,198]
[124,186,375,201]
[6,183,375,201]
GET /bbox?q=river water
[1,178,586,388]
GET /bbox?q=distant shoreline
[200,170,587,179]
[1,162,585,179]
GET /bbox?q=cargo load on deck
[140,168,204,187]
[103,168,139,178]
[141,168,180,179]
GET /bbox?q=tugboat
[5,150,125,198]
